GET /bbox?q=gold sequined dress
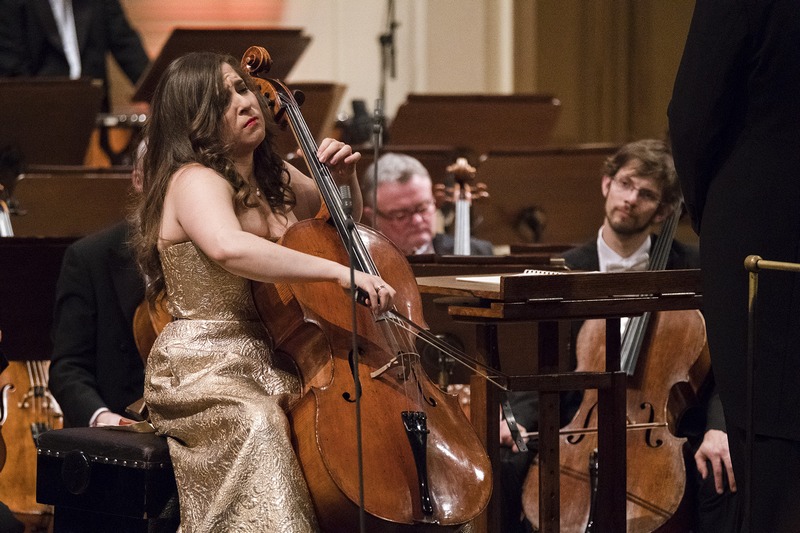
[144,241,318,533]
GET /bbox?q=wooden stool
[36,427,179,532]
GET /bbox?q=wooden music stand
[0,78,103,166]
[132,28,311,103]
[416,269,703,532]
[473,144,619,246]
[410,257,568,385]
[0,237,76,361]
[388,94,562,153]
[10,168,132,238]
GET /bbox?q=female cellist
[130,50,395,531]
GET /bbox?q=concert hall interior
[2,1,798,532]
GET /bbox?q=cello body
[252,219,492,532]
[0,360,61,523]
[523,310,710,532]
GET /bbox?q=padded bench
[36,427,179,532]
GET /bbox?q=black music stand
[132,28,311,103]
[0,78,103,168]
[0,237,76,361]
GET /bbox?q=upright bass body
[252,219,492,532]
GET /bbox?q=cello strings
[385,312,510,390]
[620,209,680,375]
[281,92,423,409]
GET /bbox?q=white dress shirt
[48,0,81,79]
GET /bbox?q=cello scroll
[433,157,489,256]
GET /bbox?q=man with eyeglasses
[360,152,493,256]
[503,139,737,533]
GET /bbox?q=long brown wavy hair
[130,51,295,304]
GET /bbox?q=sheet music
[455,268,566,284]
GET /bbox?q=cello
[522,210,711,532]
[242,47,492,532]
[0,358,61,526]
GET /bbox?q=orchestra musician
[360,152,494,256]
[0,0,149,108]
[48,144,145,427]
[130,51,394,531]
[502,139,737,532]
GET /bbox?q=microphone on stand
[373,0,397,227]
[379,0,398,81]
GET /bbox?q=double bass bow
[523,209,711,532]
[242,46,492,532]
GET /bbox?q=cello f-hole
[567,402,597,445]
[342,348,363,404]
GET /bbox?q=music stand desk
[10,168,132,238]
[416,269,703,533]
[0,78,103,166]
[133,27,311,103]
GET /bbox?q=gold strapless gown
[144,242,318,533]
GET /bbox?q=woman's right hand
[343,271,395,315]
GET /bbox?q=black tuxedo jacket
[432,233,494,256]
[669,0,800,439]
[561,235,699,272]
[49,221,145,427]
[0,0,148,86]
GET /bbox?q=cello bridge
[369,352,414,380]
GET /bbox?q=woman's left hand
[316,138,361,186]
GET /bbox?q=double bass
[523,210,711,531]
[242,47,492,532]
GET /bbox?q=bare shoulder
[167,164,234,202]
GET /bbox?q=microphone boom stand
[372,0,398,225]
